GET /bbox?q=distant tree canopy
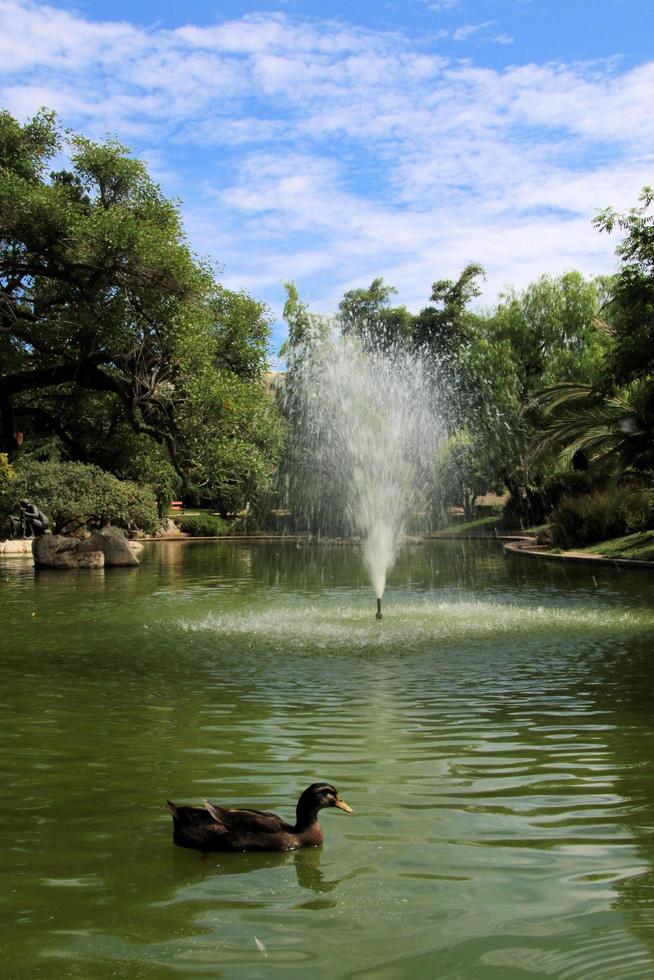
[0,110,283,512]
[282,261,617,525]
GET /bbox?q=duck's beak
[334,796,353,813]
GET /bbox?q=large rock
[33,534,104,569]
[88,526,140,567]
[32,526,140,569]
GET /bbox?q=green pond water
[2,538,654,979]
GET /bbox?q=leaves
[1,110,283,511]
[1,460,159,534]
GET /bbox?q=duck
[167,782,353,852]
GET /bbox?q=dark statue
[9,499,50,538]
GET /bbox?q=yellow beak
[334,796,353,813]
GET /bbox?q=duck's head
[300,782,353,814]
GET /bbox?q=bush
[176,513,228,537]
[503,470,606,529]
[0,453,14,493]
[552,488,654,548]
[0,460,160,535]
[543,470,600,505]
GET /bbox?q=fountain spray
[283,330,445,615]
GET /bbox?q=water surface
[2,539,654,978]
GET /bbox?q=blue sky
[1,0,653,352]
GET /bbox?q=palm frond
[529,380,650,473]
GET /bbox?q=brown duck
[167,782,353,852]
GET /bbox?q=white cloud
[425,0,460,10]
[452,20,495,40]
[450,20,514,44]
[0,0,651,324]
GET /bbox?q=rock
[32,526,140,568]
[0,538,34,556]
[33,534,105,569]
[88,525,140,566]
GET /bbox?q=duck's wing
[204,800,290,833]
[198,827,299,852]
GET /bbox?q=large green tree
[0,110,283,509]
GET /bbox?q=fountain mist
[283,332,445,605]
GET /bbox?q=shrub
[0,453,14,493]
[503,470,607,530]
[552,488,654,548]
[176,513,228,537]
[1,460,159,534]
[542,470,600,505]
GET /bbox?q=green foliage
[0,452,14,492]
[412,263,485,359]
[1,460,159,534]
[542,469,601,504]
[502,469,605,529]
[552,488,654,548]
[430,431,489,521]
[530,379,654,475]
[339,277,413,352]
[595,186,654,385]
[0,110,284,514]
[176,513,228,536]
[490,272,610,393]
[527,192,654,500]
[280,281,314,355]
[0,108,59,181]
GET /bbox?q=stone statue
[9,499,50,538]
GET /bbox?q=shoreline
[3,531,653,570]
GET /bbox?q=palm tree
[529,380,654,476]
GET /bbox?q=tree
[0,110,283,509]
[338,277,413,352]
[527,191,654,485]
[279,281,313,356]
[530,380,654,477]
[412,262,485,360]
[595,186,654,385]
[489,271,610,396]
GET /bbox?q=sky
[1,0,653,352]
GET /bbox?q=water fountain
[283,330,445,617]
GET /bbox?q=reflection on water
[2,539,654,978]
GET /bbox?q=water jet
[284,331,445,605]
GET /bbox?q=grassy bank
[580,531,654,562]
[428,514,505,536]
